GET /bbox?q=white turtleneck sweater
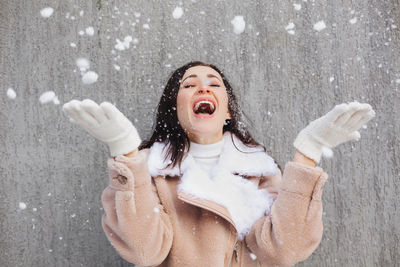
[188,139,224,178]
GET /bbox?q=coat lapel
[177,191,236,231]
[147,131,278,240]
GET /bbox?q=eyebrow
[181,74,222,83]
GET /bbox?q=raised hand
[62,99,141,157]
[293,101,375,163]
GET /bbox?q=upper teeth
[194,100,215,112]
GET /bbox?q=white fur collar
[147,131,278,239]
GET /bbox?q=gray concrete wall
[1,0,399,266]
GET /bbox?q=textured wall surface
[1,0,399,266]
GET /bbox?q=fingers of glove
[347,109,376,132]
[334,102,367,126]
[62,100,82,120]
[345,103,372,127]
[62,100,90,126]
[100,101,124,121]
[324,103,350,123]
[67,100,99,128]
[81,99,108,124]
[341,103,373,129]
[62,100,74,114]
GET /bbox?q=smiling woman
[139,61,273,170]
[177,65,231,144]
[62,61,375,267]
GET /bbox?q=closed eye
[210,84,220,87]
[184,85,195,88]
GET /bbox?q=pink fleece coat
[101,138,328,267]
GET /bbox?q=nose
[197,86,211,94]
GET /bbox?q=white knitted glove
[293,101,375,163]
[62,99,141,157]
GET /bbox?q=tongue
[195,103,213,114]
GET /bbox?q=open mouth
[192,99,216,117]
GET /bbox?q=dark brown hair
[139,61,281,171]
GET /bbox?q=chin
[179,109,226,138]
[188,120,224,135]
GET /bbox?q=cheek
[218,92,230,113]
[177,91,187,109]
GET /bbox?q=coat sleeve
[101,149,173,266]
[246,161,328,266]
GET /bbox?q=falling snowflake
[313,20,326,31]
[172,7,184,19]
[40,7,54,18]
[231,16,245,34]
[7,88,16,99]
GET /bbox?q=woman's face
[177,66,231,144]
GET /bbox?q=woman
[63,61,375,266]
